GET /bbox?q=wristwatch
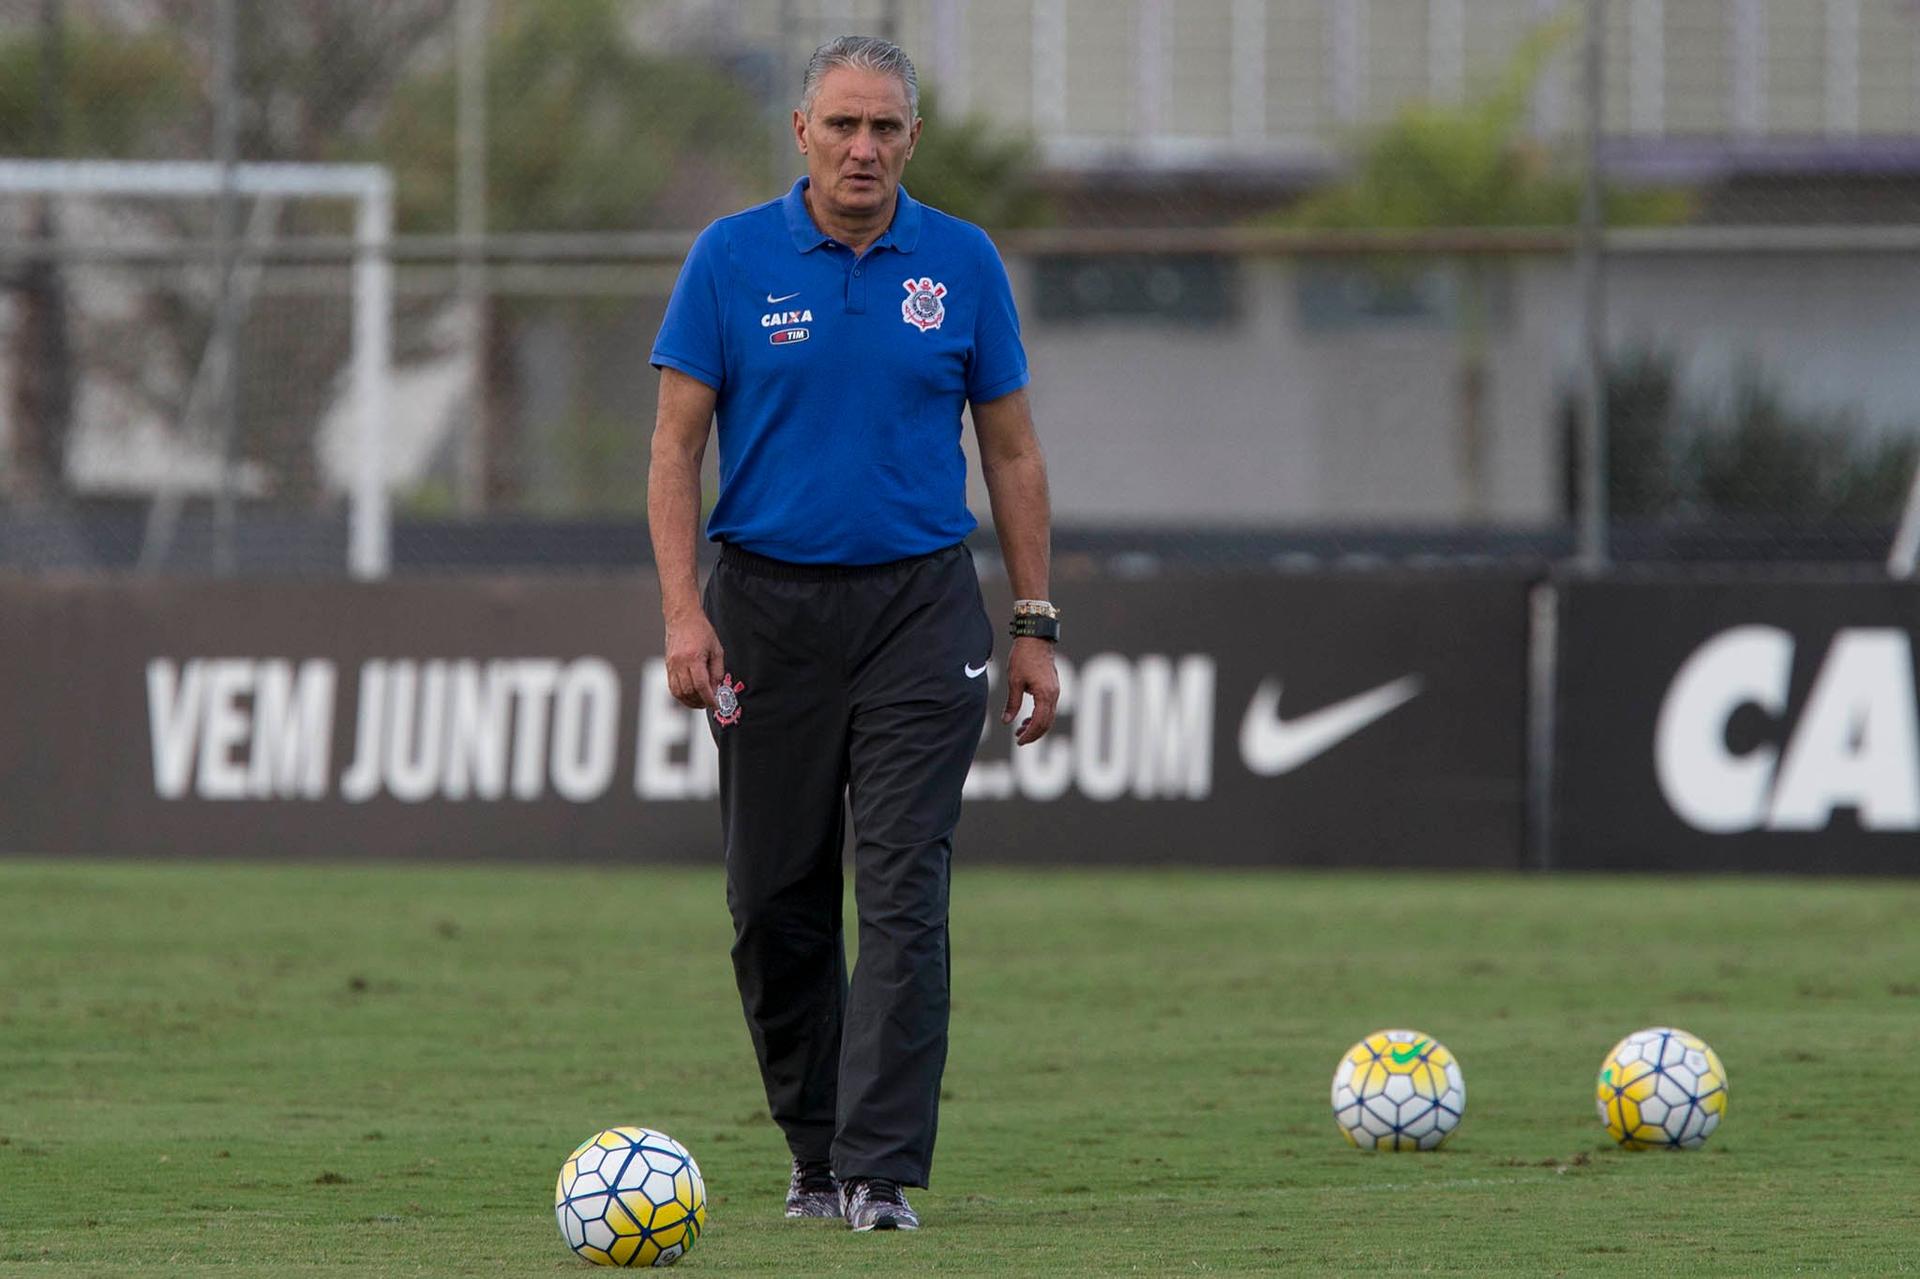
[1009,598,1060,643]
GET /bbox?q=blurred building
[599,3,1920,532]
[683,0,1920,221]
[2,1,1918,568]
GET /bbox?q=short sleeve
[967,233,1030,405]
[650,222,728,390]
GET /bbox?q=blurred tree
[379,0,765,234]
[228,0,455,169]
[202,0,459,506]
[903,89,1050,230]
[0,15,193,155]
[0,9,192,501]
[0,2,452,509]
[1690,363,1918,521]
[1274,16,1690,521]
[378,0,766,511]
[1562,351,1919,524]
[1558,348,1684,518]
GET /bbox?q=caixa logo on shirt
[1655,625,1920,833]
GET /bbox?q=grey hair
[801,35,919,119]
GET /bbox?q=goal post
[0,159,394,578]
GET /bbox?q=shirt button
[852,268,861,277]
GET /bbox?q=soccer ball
[1331,1029,1466,1150]
[554,1127,707,1267]
[1596,1027,1728,1150]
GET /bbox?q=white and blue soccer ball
[1597,1027,1729,1150]
[1331,1029,1467,1150]
[554,1127,706,1267]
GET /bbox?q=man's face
[794,66,921,224]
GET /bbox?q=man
[646,35,1060,1233]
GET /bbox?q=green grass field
[2,861,1916,1275]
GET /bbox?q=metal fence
[1,0,1919,575]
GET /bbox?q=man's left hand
[1001,636,1060,746]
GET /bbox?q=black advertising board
[1553,576,1920,873]
[963,572,1530,867]
[0,572,1530,867]
[0,576,697,863]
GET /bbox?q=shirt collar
[782,178,831,252]
[782,177,922,255]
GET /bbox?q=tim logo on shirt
[763,306,812,346]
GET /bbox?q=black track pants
[703,541,992,1188]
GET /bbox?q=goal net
[0,159,392,577]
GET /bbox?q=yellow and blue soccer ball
[1597,1027,1728,1150]
[554,1127,706,1267]
[1331,1029,1466,1150]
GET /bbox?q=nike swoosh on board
[1238,673,1424,776]
[766,291,800,303]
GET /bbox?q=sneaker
[840,1177,920,1231]
[784,1158,841,1219]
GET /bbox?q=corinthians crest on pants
[712,675,745,727]
[901,277,947,331]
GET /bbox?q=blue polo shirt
[650,178,1029,565]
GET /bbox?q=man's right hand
[664,609,727,711]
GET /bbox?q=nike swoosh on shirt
[964,661,989,679]
[1238,674,1424,776]
[766,291,800,303]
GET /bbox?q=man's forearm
[647,448,706,621]
[982,448,1052,602]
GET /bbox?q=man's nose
[849,128,879,161]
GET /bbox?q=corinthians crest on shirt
[901,277,947,331]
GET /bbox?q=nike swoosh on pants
[1238,674,1424,776]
